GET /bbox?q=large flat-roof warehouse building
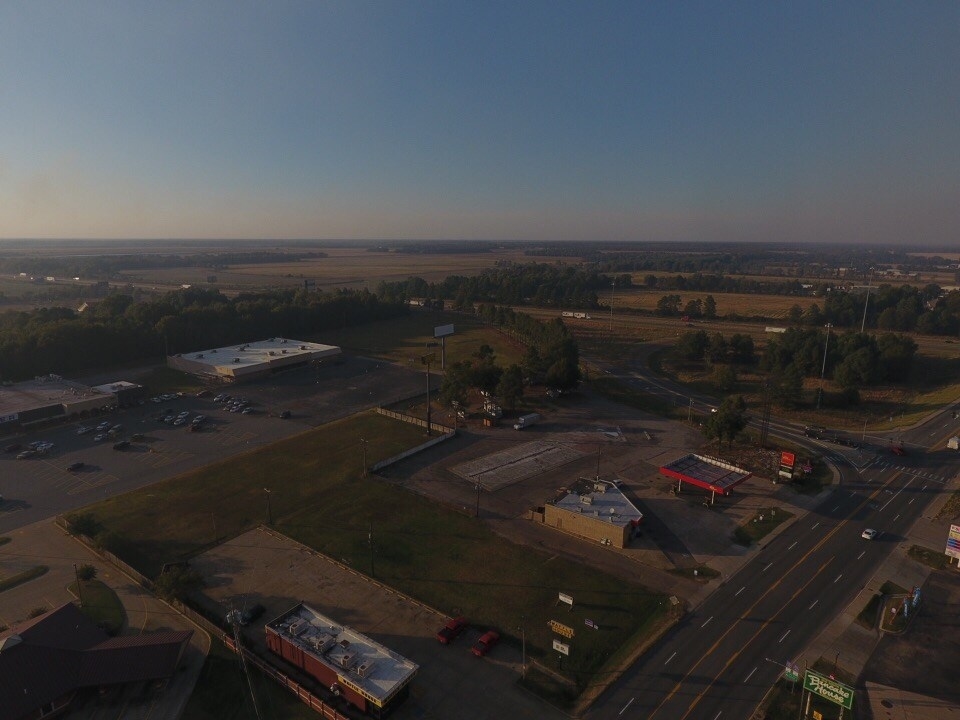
[0,375,114,430]
[167,337,341,382]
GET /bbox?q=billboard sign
[780,451,796,468]
[803,670,854,710]
[558,592,574,607]
[434,324,454,338]
[946,524,960,560]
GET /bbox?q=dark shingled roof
[0,603,192,720]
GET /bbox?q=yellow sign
[337,674,382,707]
[548,620,575,639]
[812,711,823,720]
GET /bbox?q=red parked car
[472,630,499,657]
[436,617,467,644]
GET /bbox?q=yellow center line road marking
[647,467,904,720]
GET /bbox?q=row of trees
[0,287,407,381]
[376,265,630,311]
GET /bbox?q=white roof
[175,337,340,375]
[267,603,417,707]
[553,480,643,527]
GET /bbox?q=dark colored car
[279,410,292,419]
[112,440,130,450]
[891,445,906,456]
[67,461,85,472]
[240,603,266,626]
[472,630,499,657]
[803,426,825,438]
[437,617,467,644]
[131,433,145,441]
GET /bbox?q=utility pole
[73,564,84,607]
[368,521,375,578]
[421,353,435,436]
[861,268,873,333]
[817,323,833,410]
[263,488,272,525]
[360,438,368,477]
[475,476,482,518]
[609,278,615,332]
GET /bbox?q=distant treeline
[377,263,630,310]
[0,251,326,279]
[0,287,404,381]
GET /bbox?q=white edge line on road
[665,651,676,665]
[701,616,713,628]
[619,697,635,715]
[735,586,745,596]
[779,629,791,643]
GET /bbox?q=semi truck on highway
[513,413,541,430]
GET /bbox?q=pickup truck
[436,617,467,644]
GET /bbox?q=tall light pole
[264,488,272,525]
[609,278,615,332]
[817,323,833,410]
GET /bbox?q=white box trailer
[513,413,541,430]
[948,436,960,450]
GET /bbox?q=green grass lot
[908,545,954,571]
[320,311,526,369]
[77,409,667,702]
[587,375,680,418]
[856,580,908,629]
[78,412,428,577]
[937,488,960,520]
[280,483,667,699]
[733,508,794,546]
[70,579,126,635]
[183,637,318,720]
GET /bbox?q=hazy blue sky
[1,1,957,244]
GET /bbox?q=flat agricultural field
[116,246,573,292]
[611,288,808,319]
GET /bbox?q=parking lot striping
[619,698,635,715]
[834,574,843,584]
[744,667,757,682]
[788,541,797,550]
[857,551,865,560]
[701,616,713,628]
[735,586,746,597]
[778,630,790,643]
[762,562,773,573]
[665,651,677,665]
[808,599,819,610]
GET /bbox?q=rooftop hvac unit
[196,354,204,359]
[299,345,307,350]
[210,349,217,353]
[288,620,308,637]
[580,495,593,505]
[357,660,376,678]
[337,652,356,669]
[594,483,607,493]
[233,357,240,363]
[268,351,275,356]
[281,349,287,354]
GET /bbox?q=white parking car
[861,529,878,540]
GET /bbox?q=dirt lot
[860,569,960,707]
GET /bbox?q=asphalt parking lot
[0,356,426,534]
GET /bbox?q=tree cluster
[0,287,407,381]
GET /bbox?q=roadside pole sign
[548,620,575,639]
[784,662,800,682]
[803,670,854,710]
[945,524,960,560]
[552,639,570,656]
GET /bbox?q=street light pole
[264,488,272,525]
[817,323,833,410]
[421,353,435,436]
